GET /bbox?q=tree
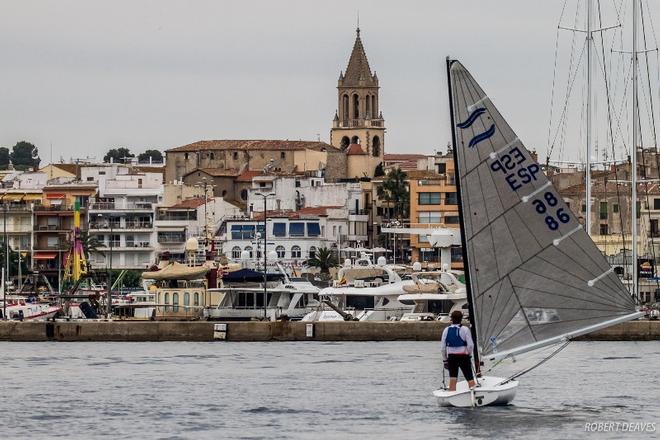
[137,149,163,163]
[0,147,9,170]
[377,168,409,219]
[79,231,104,259]
[305,247,338,279]
[9,141,39,170]
[103,147,134,163]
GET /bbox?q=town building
[85,164,163,270]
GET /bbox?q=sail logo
[456,107,496,148]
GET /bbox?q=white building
[85,164,163,270]
[155,195,243,262]
[220,207,351,269]
[245,173,368,247]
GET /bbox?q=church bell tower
[330,27,385,178]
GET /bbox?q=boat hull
[433,376,518,408]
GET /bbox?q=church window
[351,136,360,144]
[341,136,350,150]
[366,95,371,118]
[372,96,377,116]
[233,152,238,160]
[352,94,359,119]
[372,136,381,157]
[342,95,349,121]
[281,152,286,159]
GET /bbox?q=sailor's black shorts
[447,354,474,381]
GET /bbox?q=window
[194,292,200,306]
[273,223,286,237]
[600,224,609,235]
[210,152,215,160]
[240,189,248,200]
[290,222,305,236]
[184,293,190,307]
[280,152,286,159]
[417,212,441,223]
[613,203,619,213]
[244,246,253,259]
[184,153,188,160]
[233,152,238,160]
[172,293,179,312]
[309,246,317,259]
[437,163,447,174]
[581,204,586,213]
[291,246,301,258]
[307,223,321,237]
[231,246,241,259]
[599,202,608,220]
[418,192,441,205]
[231,224,255,240]
[451,246,463,263]
[654,199,660,210]
[276,245,286,258]
[164,292,169,305]
[445,215,460,225]
[86,177,93,182]
[445,192,458,205]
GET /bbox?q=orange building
[408,157,463,269]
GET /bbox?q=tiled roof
[169,198,207,209]
[346,144,366,155]
[167,140,338,153]
[342,29,377,87]
[253,206,343,220]
[52,163,79,175]
[184,168,241,178]
[235,170,263,182]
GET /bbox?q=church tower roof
[341,28,377,87]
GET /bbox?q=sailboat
[433,58,643,408]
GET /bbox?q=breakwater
[0,320,658,342]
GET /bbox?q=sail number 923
[533,192,570,230]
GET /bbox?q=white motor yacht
[301,255,414,322]
[398,271,468,322]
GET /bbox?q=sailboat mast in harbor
[631,0,639,300]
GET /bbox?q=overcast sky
[0,1,645,163]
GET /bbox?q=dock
[0,320,658,342]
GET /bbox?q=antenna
[356,10,360,34]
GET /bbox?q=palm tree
[377,168,409,219]
[306,247,338,278]
[79,231,104,259]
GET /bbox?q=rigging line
[481,279,505,345]
[501,341,571,383]
[549,38,589,157]
[547,0,571,162]
[597,0,629,269]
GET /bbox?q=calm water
[0,341,657,439]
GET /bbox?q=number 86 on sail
[532,192,570,231]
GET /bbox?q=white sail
[447,59,642,361]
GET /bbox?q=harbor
[1,319,658,342]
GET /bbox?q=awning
[157,226,186,232]
[33,252,57,260]
[22,194,43,201]
[46,193,65,199]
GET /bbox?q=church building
[331,27,386,179]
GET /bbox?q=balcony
[34,205,77,212]
[334,118,385,129]
[89,222,152,230]
[90,202,154,211]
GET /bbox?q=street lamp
[98,213,113,318]
[254,192,275,320]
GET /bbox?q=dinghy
[433,58,643,408]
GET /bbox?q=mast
[632,0,639,300]
[445,57,481,375]
[586,0,593,236]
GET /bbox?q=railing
[34,205,77,211]
[337,118,385,129]
[90,202,154,210]
[125,241,152,248]
[3,204,35,212]
[89,222,122,230]
[349,209,368,215]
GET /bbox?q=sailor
[441,310,476,391]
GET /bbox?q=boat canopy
[141,262,209,281]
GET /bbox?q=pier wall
[0,320,657,342]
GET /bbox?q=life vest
[446,325,467,348]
